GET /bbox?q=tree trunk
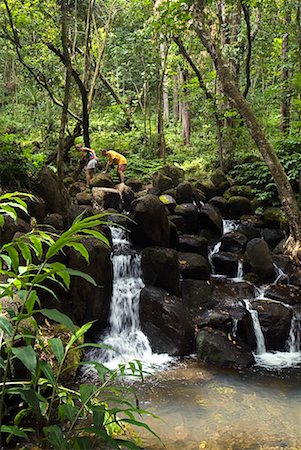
[57,0,72,181]
[160,41,169,124]
[180,69,191,145]
[280,9,291,134]
[193,1,301,245]
[173,73,180,123]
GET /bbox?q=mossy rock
[160,164,184,186]
[263,207,289,229]
[63,177,75,187]
[90,173,114,188]
[152,172,174,192]
[223,185,254,200]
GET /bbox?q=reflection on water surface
[134,360,301,449]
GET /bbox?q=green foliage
[0,193,157,449]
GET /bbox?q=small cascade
[86,227,170,371]
[243,299,266,354]
[273,263,289,285]
[232,318,238,338]
[286,311,301,353]
[208,241,221,274]
[222,219,240,234]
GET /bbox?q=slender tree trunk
[193,1,301,246]
[160,41,169,124]
[173,73,180,123]
[57,0,72,181]
[280,9,291,134]
[181,69,191,145]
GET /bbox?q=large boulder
[200,203,222,233]
[211,279,255,306]
[263,207,288,230]
[208,196,229,215]
[262,228,285,250]
[220,232,248,253]
[175,203,200,234]
[159,194,177,214]
[64,204,94,229]
[129,194,170,248]
[179,235,208,257]
[140,286,194,356]
[115,183,135,211]
[244,238,275,282]
[126,178,143,192]
[210,169,230,195]
[178,252,210,280]
[252,300,292,350]
[0,216,31,246]
[90,173,114,188]
[168,215,186,234]
[152,172,174,193]
[264,284,301,306]
[228,196,252,219]
[142,247,180,295]
[92,187,122,211]
[76,191,92,205]
[223,185,254,201]
[40,237,112,334]
[196,327,255,369]
[176,181,194,204]
[211,251,240,278]
[35,166,71,215]
[193,179,217,200]
[181,279,216,312]
[160,164,184,186]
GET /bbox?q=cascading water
[86,227,171,371]
[242,296,301,369]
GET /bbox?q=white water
[222,219,240,234]
[243,297,301,369]
[87,227,171,371]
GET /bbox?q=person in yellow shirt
[102,149,127,183]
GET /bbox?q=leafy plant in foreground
[0,192,158,449]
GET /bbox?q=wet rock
[181,279,216,311]
[92,187,122,211]
[25,196,46,222]
[228,196,252,219]
[178,252,210,280]
[169,221,179,249]
[68,182,81,197]
[193,179,217,200]
[41,237,112,334]
[196,327,255,369]
[244,238,275,282]
[252,300,292,351]
[176,181,194,204]
[211,279,256,306]
[175,203,200,234]
[220,231,248,253]
[129,194,170,248]
[237,221,262,240]
[115,183,135,211]
[200,203,222,233]
[142,247,180,296]
[263,285,301,306]
[90,173,114,188]
[210,169,230,195]
[179,235,208,257]
[211,252,240,278]
[140,286,194,356]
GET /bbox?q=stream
[86,223,301,449]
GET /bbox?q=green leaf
[0,205,18,221]
[17,241,32,263]
[45,237,71,260]
[40,360,56,386]
[4,246,19,272]
[20,388,39,412]
[71,436,94,450]
[43,425,64,450]
[66,242,90,262]
[0,425,29,440]
[28,235,43,258]
[12,346,37,374]
[0,316,13,336]
[66,269,97,286]
[48,338,65,363]
[0,215,4,228]
[92,405,105,428]
[80,384,97,405]
[41,309,76,333]
[58,404,77,422]
[25,290,39,314]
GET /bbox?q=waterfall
[273,263,289,285]
[86,227,171,371]
[243,299,266,354]
[286,311,301,353]
[222,219,240,234]
[208,241,221,274]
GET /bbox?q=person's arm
[81,146,96,158]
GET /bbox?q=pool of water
[134,359,301,449]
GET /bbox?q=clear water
[135,360,301,450]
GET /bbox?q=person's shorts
[86,159,97,170]
[117,164,127,172]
